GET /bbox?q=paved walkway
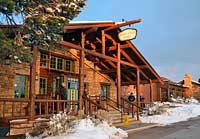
[127,116,200,139]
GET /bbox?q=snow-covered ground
[140,97,200,125]
[27,97,200,139]
[26,117,128,139]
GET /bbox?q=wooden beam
[104,19,142,32]
[105,34,117,45]
[122,79,161,86]
[136,68,140,120]
[96,37,102,43]
[121,72,134,83]
[78,32,85,110]
[121,50,149,80]
[150,79,153,103]
[109,44,129,51]
[59,41,138,68]
[99,62,110,70]
[64,22,114,30]
[117,43,121,107]
[107,60,116,68]
[105,33,149,81]
[85,27,97,34]
[102,30,105,55]
[29,45,37,121]
[127,41,163,84]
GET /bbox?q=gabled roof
[61,20,162,85]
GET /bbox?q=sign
[118,28,137,41]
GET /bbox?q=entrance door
[67,78,78,110]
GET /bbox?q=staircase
[107,107,137,125]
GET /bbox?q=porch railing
[0,98,78,120]
[83,96,107,115]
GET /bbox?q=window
[39,78,47,95]
[57,58,63,70]
[50,56,56,69]
[100,84,110,100]
[66,60,74,72]
[40,53,47,67]
[14,74,28,98]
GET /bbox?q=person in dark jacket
[60,83,68,111]
[60,83,67,100]
[128,92,135,102]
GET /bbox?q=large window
[14,74,27,98]
[39,78,47,95]
[40,53,47,67]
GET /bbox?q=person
[140,96,145,108]
[128,92,135,102]
[60,83,68,111]
[60,83,67,100]
[83,88,88,98]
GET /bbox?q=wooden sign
[118,28,137,41]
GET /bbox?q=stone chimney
[183,73,192,88]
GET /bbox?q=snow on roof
[191,80,200,85]
[69,20,114,24]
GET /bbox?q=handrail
[121,97,144,110]
[0,98,79,120]
[83,96,107,116]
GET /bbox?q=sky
[73,0,200,82]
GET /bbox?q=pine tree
[0,0,86,64]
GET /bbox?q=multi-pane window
[66,60,71,71]
[100,84,110,100]
[40,53,47,67]
[14,74,27,98]
[66,60,74,72]
[39,78,47,95]
[49,56,74,72]
[50,56,56,69]
[57,58,63,70]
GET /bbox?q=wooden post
[78,32,85,110]
[102,31,105,55]
[29,45,37,121]
[136,68,140,120]
[117,43,121,107]
[149,79,153,104]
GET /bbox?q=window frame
[39,77,47,95]
[40,53,47,67]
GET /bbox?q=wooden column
[149,79,153,104]
[78,32,85,110]
[117,43,121,107]
[29,45,37,121]
[136,68,140,120]
[102,30,105,55]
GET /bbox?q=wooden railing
[0,98,78,120]
[83,96,107,115]
[0,98,30,120]
[35,99,79,118]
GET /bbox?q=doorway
[67,78,79,110]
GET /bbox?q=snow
[27,98,200,138]
[140,98,200,125]
[27,117,127,139]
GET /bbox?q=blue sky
[74,0,200,82]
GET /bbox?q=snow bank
[141,98,200,125]
[27,118,127,139]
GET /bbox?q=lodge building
[0,20,163,124]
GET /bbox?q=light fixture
[5,56,11,65]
